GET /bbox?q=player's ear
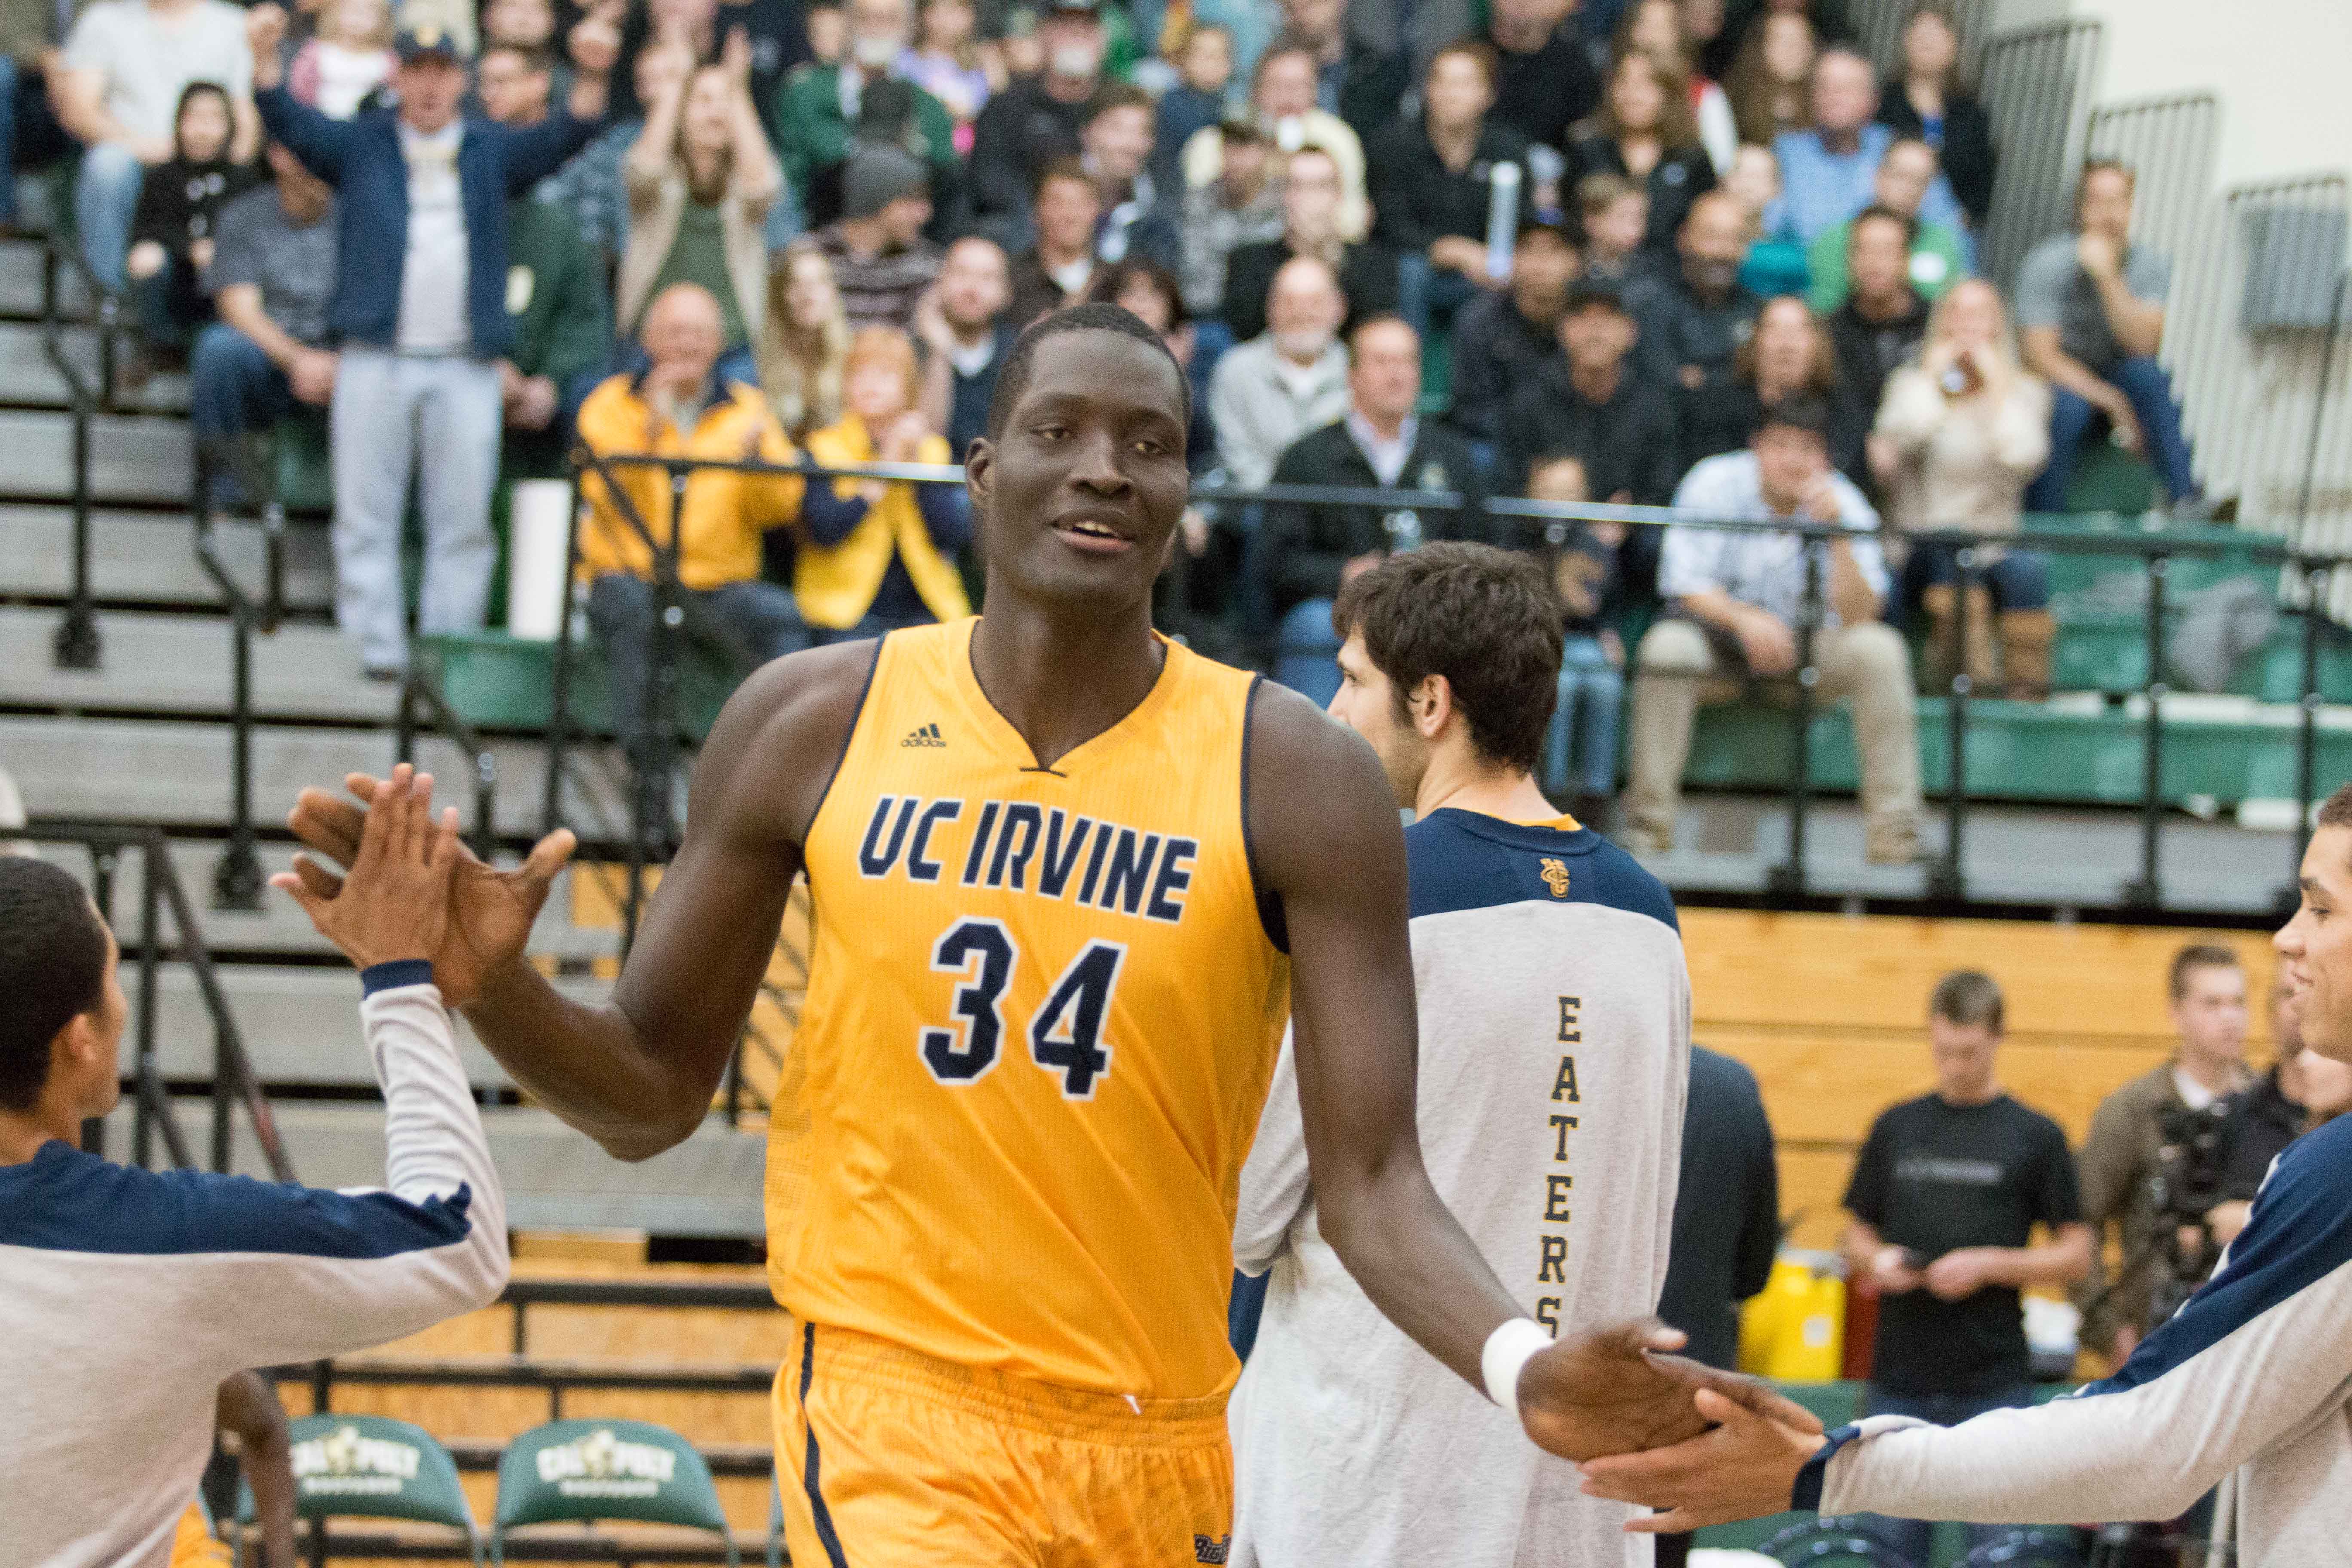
[1413,674,1453,740]
[963,437,994,511]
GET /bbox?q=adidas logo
[901,722,947,748]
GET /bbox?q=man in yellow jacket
[578,283,808,826]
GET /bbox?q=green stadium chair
[490,1418,738,1566]
[242,1414,483,1567]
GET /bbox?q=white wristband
[1481,1317,1551,1410]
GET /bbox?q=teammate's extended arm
[1245,685,1819,1460]
[285,643,875,1159]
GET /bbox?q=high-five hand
[285,773,575,1006]
[1578,1385,1829,1531]
[1516,1318,1825,1463]
[272,763,459,971]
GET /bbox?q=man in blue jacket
[245,3,615,677]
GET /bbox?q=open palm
[287,774,575,1007]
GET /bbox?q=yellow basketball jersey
[769,618,1292,1401]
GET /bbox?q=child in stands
[286,0,397,118]
[125,82,260,364]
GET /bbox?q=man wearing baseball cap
[967,0,1105,232]
[246,0,618,679]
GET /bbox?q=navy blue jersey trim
[803,636,887,847]
[800,1322,851,1567]
[1792,1424,1862,1511]
[361,959,435,996]
[1240,674,1290,955]
[1405,808,1678,930]
[0,1141,472,1258]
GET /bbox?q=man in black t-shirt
[1841,970,2093,1564]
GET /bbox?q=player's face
[964,331,1190,610]
[2278,827,2352,1063]
[1331,632,1427,808]
[1928,1016,1999,1105]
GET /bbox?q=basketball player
[1230,544,1691,1568]
[286,306,1808,1566]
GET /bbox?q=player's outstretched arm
[1246,686,1819,1460]
[287,642,875,1160]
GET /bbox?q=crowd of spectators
[5,0,2219,851]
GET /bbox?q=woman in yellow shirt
[797,325,974,640]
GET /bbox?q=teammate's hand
[273,763,460,970]
[1578,1386,1828,1532]
[1515,1317,1825,1464]
[285,772,576,1006]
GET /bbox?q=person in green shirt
[1807,135,1970,314]
[770,0,958,227]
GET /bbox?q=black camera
[2144,1101,2235,1327]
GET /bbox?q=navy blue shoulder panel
[2079,1112,2352,1398]
[1404,809,1679,931]
[0,1141,474,1259]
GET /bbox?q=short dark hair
[0,857,110,1112]
[1032,153,1096,203]
[1332,542,1563,776]
[2169,943,2242,1000]
[1751,391,1834,442]
[1086,257,1187,330]
[1929,970,2005,1034]
[982,302,1190,443]
[2315,781,2352,831]
[1852,202,1918,249]
[1348,311,1417,356]
[1084,80,1154,125]
[480,41,552,74]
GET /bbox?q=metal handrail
[25,817,295,1182]
[394,665,501,860]
[34,229,120,671]
[190,521,282,910]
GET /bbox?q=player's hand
[1579,1386,1829,1532]
[273,763,460,970]
[285,772,576,1007]
[1516,1317,1825,1464]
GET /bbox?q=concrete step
[0,407,191,504]
[0,714,632,837]
[0,318,189,413]
[0,605,395,720]
[107,1099,770,1237]
[0,505,335,610]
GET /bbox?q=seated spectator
[0,5,76,239]
[1626,394,1920,862]
[812,143,940,329]
[190,140,337,498]
[1723,7,1813,147]
[1828,204,1930,438]
[286,0,395,119]
[1807,134,1968,312]
[251,3,614,677]
[1565,49,1715,260]
[1627,190,1760,456]
[1208,253,1350,493]
[760,236,851,440]
[1518,451,1627,814]
[967,0,1103,227]
[1482,0,1599,166]
[798,323,974,639]
[619,34,776,385]
[1219,142,1393,342]
[1263,315,1482,705]
[1152,21,1231,191]
[1080,82,1178,269]
[1875,277,2052,697]
[1182,39,1368,244]
[1087,257,1216,466]
[1276,0,1406,147]
[2017,159,2202,516]
[902,0,998,152]
[478,43,612,478]
[770,0,956,229]
[915,233,1013,458]
[578,283,808,805]
[1689,292,1867,482]
[1720,139,1808,298]
[1008,156,1099,324]
[56,0,258,290]
[1878,3,1993,231]
[804,0,846,66]
[124,83,258,363]
[483,0,559,55]
[1178,114,1282,318]
[533,41,687,263]
[1615,0,1734,174]
[1577,172,1658,291]
[1770,46,1963,246]
[1503,278,1680,517]
[1369,42,1531,338]
[1448,221,1578,458]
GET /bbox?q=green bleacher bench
[413,630,736,739]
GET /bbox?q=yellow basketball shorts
[772,1317,1235,1567]
[167,1502,231,1568]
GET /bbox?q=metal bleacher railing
[31,817,295,1182]
[34,225,117,674]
